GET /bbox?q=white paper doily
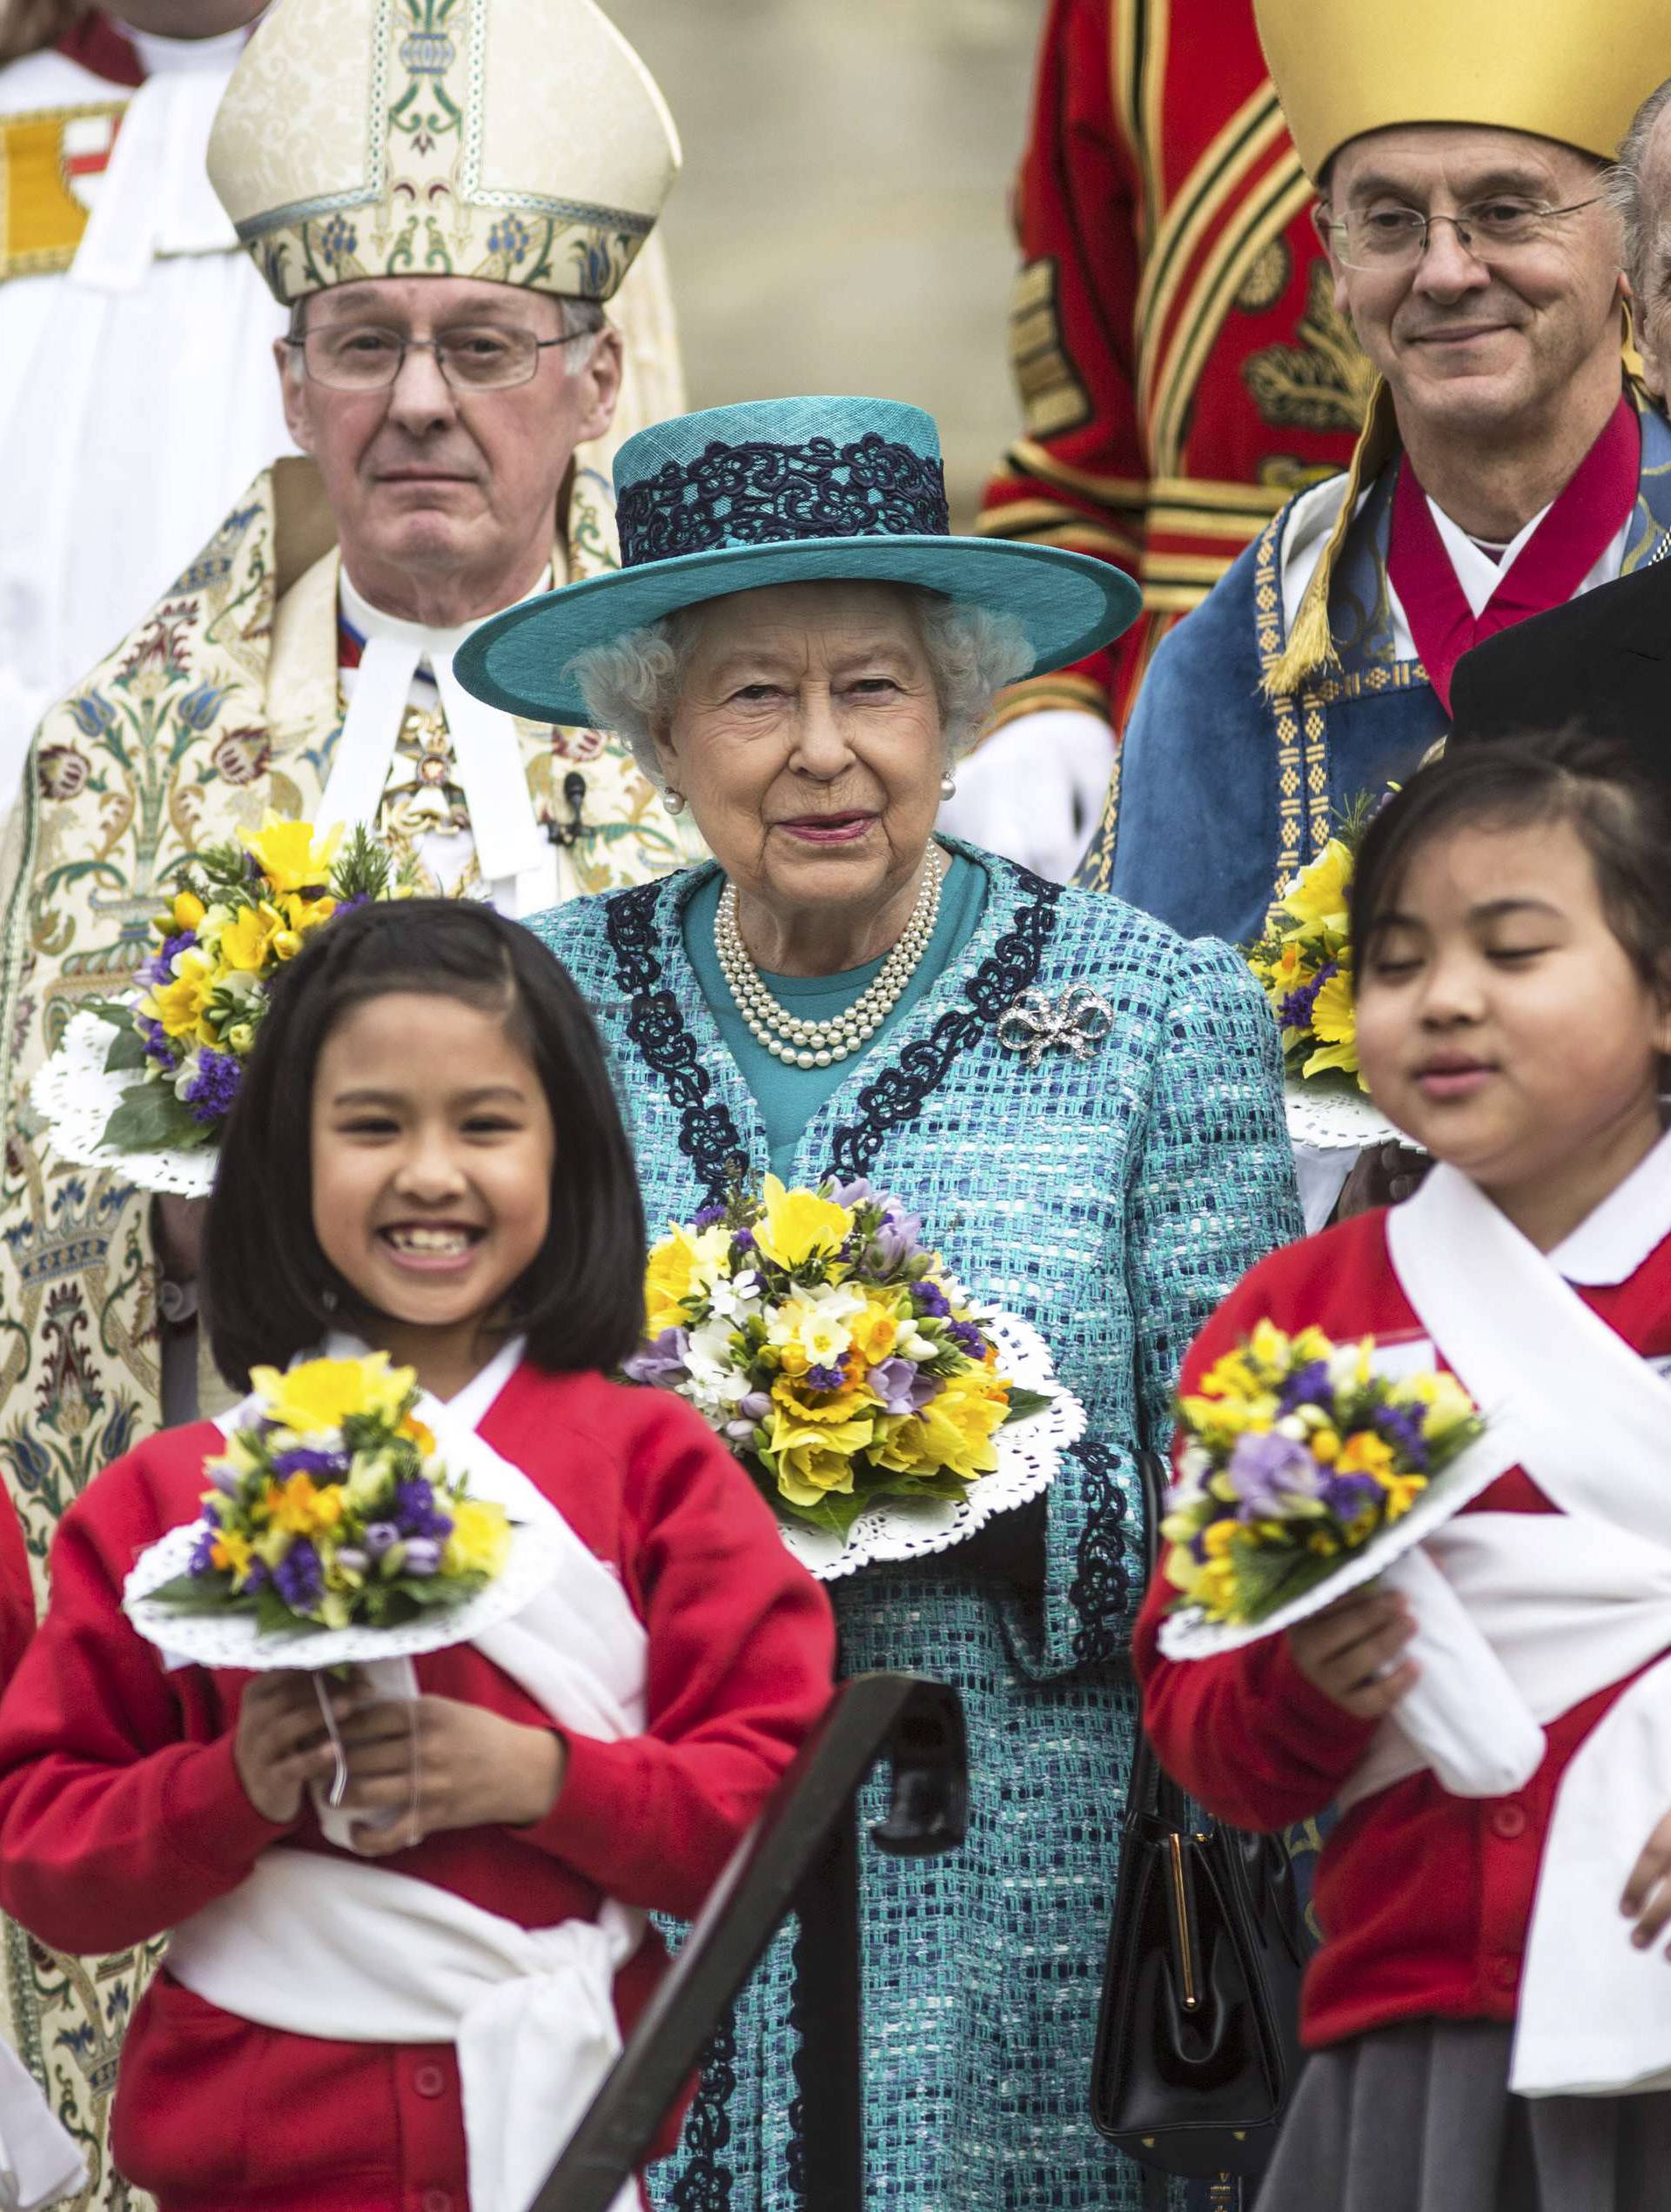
[775,1311,1085,1583]
[1157,1425,1507,1661]
[30,1009,217,1197]
[1284,1076,1404,1153]
[123,1517,562,1671]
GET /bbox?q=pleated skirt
[1255,2020,1671,2212]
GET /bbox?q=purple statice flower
[1278,960,1336,1035]
[912,1278,950,1320]
[946,1319,987,1361]
[139,931,198,988]
[401,1538,442,1578]
[731,1227,755,1253]
[138,1016,179,1075]
[188,1521,220,1576]
[623,1327,690,1386]
[271,1447,348,1481]
[1322,1471,1383,1525]
[869,1356,940,1417]
[330,894,370,920]
[363,1521,400,1559]
[1225,1430,1323,1521]
[183,1048,242,1126]
[692,1203,728,1230]
[393,1478,453,1541]
[1277,1360,1332,1416]
[244,1558,270,1592]
[804,1362,848,1393]
[1372,1400,1430,1471]
[273,1540,324,1611]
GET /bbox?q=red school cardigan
[0,1362,836,2212]
[1133,1207,1671,2051]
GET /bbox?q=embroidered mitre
[207,0,681,305]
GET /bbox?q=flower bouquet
[30,814,402,1196]
[1243,796,1399,1153]
[625,1176,1085,1579]
[123,1352,561,1837]
[1156,1322,1547,1799]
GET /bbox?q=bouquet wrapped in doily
[31,814,403,1196]
[626,1176,1084,1579]
[1243,797,1404,1153]
[124,1353,560,1838]
[1157,1322,1547,1798]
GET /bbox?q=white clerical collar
[1427,497,1549,618]
[1548,1126,1671,1286]
[325,566,555,908]
[121,25,252,76]
[338,566,554,661]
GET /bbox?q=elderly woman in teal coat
[457,396,1302,2210]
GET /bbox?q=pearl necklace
[715,860,943,1069]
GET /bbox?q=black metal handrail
[532,1671,968,2212]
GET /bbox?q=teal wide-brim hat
[454,395,1142,726]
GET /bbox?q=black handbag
[1090,1451,1307,2181]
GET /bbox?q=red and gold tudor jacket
[976,0,1372,731]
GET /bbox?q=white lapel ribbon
[1378,1163,1671,2097]
[325,574,555,915]
[164,1340,647,2212]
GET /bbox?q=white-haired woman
[458,397,1302,2211]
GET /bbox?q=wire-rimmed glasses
[1325,196,1606,272]
[285,321,593,392]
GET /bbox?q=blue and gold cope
[1078,402,1671,945]
[532,841,1300,2209]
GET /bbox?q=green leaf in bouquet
[103,1023,152,1074]
[1225,1535,1345,1626]
[145,1569,239,1613]
[104,1081,212,1153]
[330,824,397,903]
[253,1584,317,1638]
[1002,1386,1054,1425]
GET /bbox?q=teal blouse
[681,847,988,1179]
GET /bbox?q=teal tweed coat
[531,841,1301,2212]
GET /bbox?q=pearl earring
[939,772,956,801]
[664,789,687,814]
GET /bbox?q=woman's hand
[1621,1811,1671,1954]
[233,1672,352,1824]
[1286,1589,1417,1719]
[332,1694,567,1857]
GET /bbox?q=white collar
[338,566,554,661]
[1548,1127,1671,1285]
[1427,496,1549,619]
[120,24,252,76]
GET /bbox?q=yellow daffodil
[643,1223,731,1334]
[768,1411,875,1505]
[753,1176,851,1271]
[771,1373,873,1426]
[240,812,342,896]
[1303,962,1362,1086]
[218,902,284,975]
[872,1371,1005,1483]
[1277,839,1352,940]
[167,889,205,935]
[849,1297,900,1367]
[444,1497,512,1579]
[252,1352,414,1438]
[141,948,218,1040]
[264,1472,346,1536]
[210,1526,253,1579]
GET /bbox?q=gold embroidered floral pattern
[1242,260,1376,435]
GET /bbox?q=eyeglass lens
[303,326,541,390]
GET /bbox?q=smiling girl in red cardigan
[1137,729,1671,2212]
[0,900,834,2212]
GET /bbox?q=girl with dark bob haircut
[0,893,835,2212]
[1138,721,1671,2212]
[1349,723,1671,989]
[205,897,648,1391]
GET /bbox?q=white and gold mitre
[1255,0,1668,178]
[207,0,681,305]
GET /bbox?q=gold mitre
[1255,0,1666,178]
[207,0,681,305]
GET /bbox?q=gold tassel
[1263,378,1399,698]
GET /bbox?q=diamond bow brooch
[997,984,1116,1069]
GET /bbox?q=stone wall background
[606,0,1050,525]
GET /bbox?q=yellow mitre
[207,0,681,305]
[1254,0,1664,178]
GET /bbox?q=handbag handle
[1129,1449,1192,1835]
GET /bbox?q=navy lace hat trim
[617,432,951,566]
